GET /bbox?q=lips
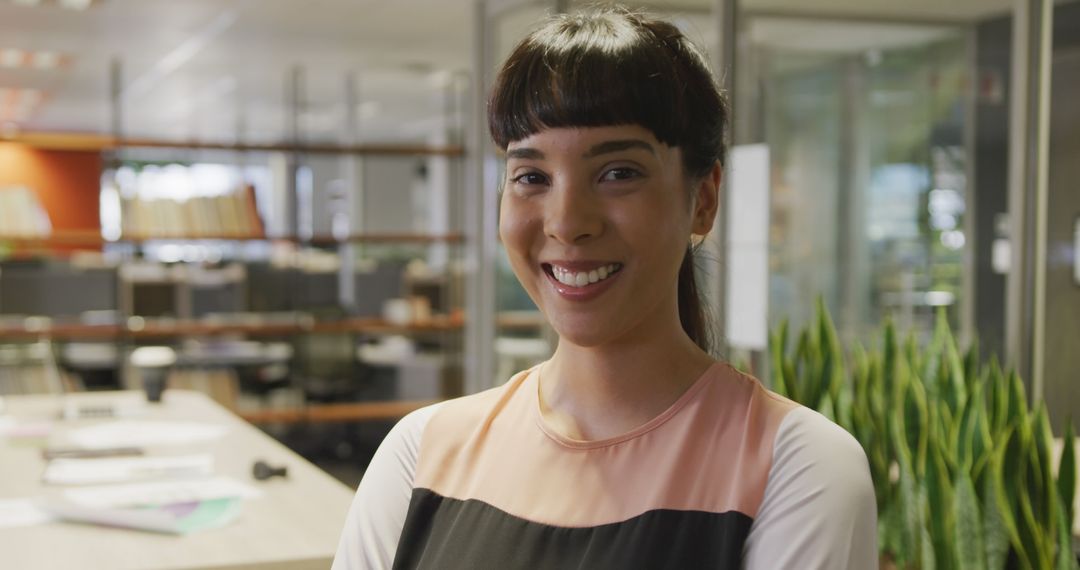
[544,262,623,287]
[541,261,624,301]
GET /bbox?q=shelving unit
[0,60,517,430]
[0,313,545,341]
[0,230,466,247]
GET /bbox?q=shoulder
[382,401,446,460]
[330,402,445,570]
[771,405,871,489]
[713,365,867,483]
[741,406,878,569]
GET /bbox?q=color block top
[332,362,877,569]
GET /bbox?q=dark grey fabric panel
[393,488,753,570]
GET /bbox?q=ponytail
[677,245,711,353]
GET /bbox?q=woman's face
[499,125,719,348]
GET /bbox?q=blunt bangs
[488,9,728,177]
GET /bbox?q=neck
[540,326,716,441]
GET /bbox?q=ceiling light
[31,51,60,69]
[0,49,70,70]
[123,10,237,101]
[59,0,93,9]
[0,49,25,68]
[11,0,43,6]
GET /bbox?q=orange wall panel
[0,142,101,232]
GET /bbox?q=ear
[690,161,722,236]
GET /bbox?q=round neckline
[532,360,719,450]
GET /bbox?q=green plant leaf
[982,468,1012,570]
[1017,459,1052,569]
[883,318,898,395]
[925,437,955,566]
[1058,419,1076,533]
[954,381,979,472]
[1015,417,1052,570]
[921,518,938,570]
[905,376,930,477]
[834,385,854,433]
[986,358,1009,436]
[1007,370,1029,428]
[963,339,980,391]
[991,427,1027,564]
[1055,490,1078,570]
[955,469,987,570]
[879,501,902,564]
[940,308,967,412]
[818,393,836,423]
[1032,406,1058,530]
[893,415,921,567]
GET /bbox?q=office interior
[0,0,1078,568]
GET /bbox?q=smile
[545,263,623,287]
[541,262,624,302]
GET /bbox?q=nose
[544,181,604,245]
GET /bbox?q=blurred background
[0,0,1076,495]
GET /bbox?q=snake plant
[769,300,1078,569]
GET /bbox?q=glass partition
[748,17,970,344]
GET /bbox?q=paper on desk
[0,417,53,440]
[63,476,261,509]
[64,421,227,449]
[43,454,214,485]
[40,496,243,535]
[0,498,56,528]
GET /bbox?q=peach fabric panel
[413,363,798,528]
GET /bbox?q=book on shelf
[0,186,52,238]
[120,187,264,239]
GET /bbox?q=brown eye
[599,167,641,182]
[512,172,549,185]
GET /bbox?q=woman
[334,8,876,569]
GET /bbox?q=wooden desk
[0,390,356,570]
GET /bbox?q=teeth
[550,263,621,288]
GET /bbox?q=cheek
[498,199,539,267]
[618,196,690,248]
[616,199,691,282]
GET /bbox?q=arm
[332,403,441,570]
[742,406,879,570]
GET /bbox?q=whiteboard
[725,144,770,350]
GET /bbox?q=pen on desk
[43,447,144,460]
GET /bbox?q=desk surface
[0,390,356,570]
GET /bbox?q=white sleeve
[742,406,878,570]
[332,403,442,570]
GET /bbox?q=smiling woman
[333,7,877,570]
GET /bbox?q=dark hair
[488,7,729,352]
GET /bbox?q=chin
[545,313,624,349]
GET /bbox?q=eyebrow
[504,138,657,161]
[582,139,656,159]
[505,147,545,160]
